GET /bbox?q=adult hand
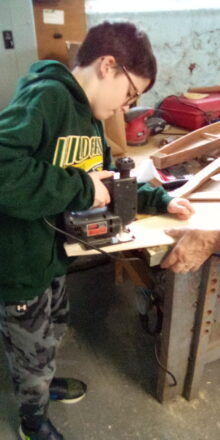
[89,170,114,208]
[167,198,195,220]
[161,228,220,273]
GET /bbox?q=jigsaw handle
[115,157,135,178]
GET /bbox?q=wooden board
[188,85,220,93]
[189,178,220,200]
[150,121,220,169]
[64,202,220,257]
[169,157,220,198]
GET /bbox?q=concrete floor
[0,258,220,440]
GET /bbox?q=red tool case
[159,93,220,130]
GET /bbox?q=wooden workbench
[124,134,220,402]
[65,131,220,402]
[116,249,220,402]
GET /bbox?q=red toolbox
[159,93,220,130]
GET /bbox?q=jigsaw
[64,157,137,248]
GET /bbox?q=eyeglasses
[121,65,141,106]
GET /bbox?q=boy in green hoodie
[0,21,193,440]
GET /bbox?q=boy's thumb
[99,170,114,180]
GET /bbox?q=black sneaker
[49,377,87,403]
[18,418,64,440]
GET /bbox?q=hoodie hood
[16,60,90,108]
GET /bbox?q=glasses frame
[121,65,141,105]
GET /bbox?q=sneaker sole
[51,392,86,404]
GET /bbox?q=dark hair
[75,21,157,91]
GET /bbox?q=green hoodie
[0,60,172,302]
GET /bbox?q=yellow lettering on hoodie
[53,135,103,172]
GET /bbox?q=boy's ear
[98,56,117,78]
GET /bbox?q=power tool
[124,106,167,146]
[159,93,220,130]
[64,157,137,248]
[125,107,154,146]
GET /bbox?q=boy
[0,21,193,440]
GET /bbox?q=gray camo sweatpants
[0,275,69,420]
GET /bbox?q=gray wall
[86,8,220,107]
[0,0,38,109]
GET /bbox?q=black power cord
[45,217,178,384]
[154,342,177,387]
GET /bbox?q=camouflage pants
[0,275,69,420]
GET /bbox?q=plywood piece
[150,121,220,169]
[169,157,220,198]
[64,202,220,257]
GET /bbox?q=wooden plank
[64,202,220,257]
[156,269,202,401]
[169,157,220,198]
[150,121,220,169]
[144,245,170,267]
[188,86,220,93]
[183,256,220,400]
[189,179,220,201]
[117,256,153,289]
[202,133,220,140]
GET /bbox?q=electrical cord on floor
[154,342,177,387]
[44,217,141,263]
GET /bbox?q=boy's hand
[167,198,194,220]
[89,170,114,208]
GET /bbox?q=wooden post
[156,269,202,401]
[183,256,220,400]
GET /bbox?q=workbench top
[64,202,220,257]
[65,129,219,258]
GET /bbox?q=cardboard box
[103,111,127,157]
